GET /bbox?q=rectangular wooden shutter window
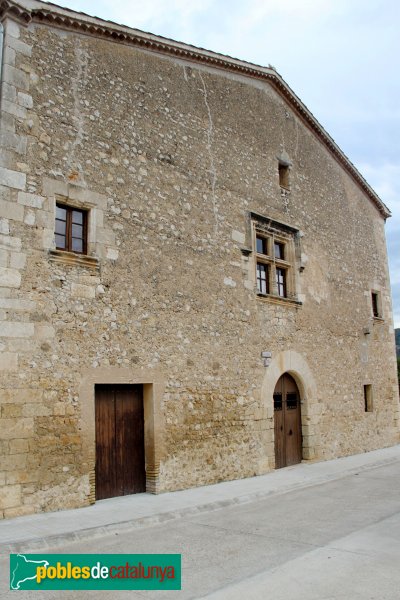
[55,203,87,254]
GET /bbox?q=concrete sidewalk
[2,445,400,555]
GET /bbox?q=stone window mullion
[270,263,278,295]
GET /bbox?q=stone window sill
[48,249,100,270]
[256,292,302,308]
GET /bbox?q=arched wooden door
[274,373,302,468]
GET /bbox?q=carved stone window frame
[248,211,302,307]
[42,178,119,269]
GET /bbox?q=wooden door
[95,384,145,500]
[274,374,302,468]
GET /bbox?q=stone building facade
[0,0,399,518]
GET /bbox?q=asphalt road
[2,459,400,599]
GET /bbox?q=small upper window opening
[279,163,290,189]
[256,236,268,255]
[371,291,382,319]
[55,203,88,254]
[364,384,373,412]
[274,241,285,260]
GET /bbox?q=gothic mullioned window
[252,213,300,303]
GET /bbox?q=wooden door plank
[274,394,285,468]
[95,385,116,500]
[115,385,146,495]
[284,391,301,466]
[274,376,285,469]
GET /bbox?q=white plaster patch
[224,277,237,288]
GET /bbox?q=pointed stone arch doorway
[274,373,302,468]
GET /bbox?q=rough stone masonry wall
[0,16,398,518]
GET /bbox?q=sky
[44,0,400,327]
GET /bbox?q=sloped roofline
[0,0,391,219]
